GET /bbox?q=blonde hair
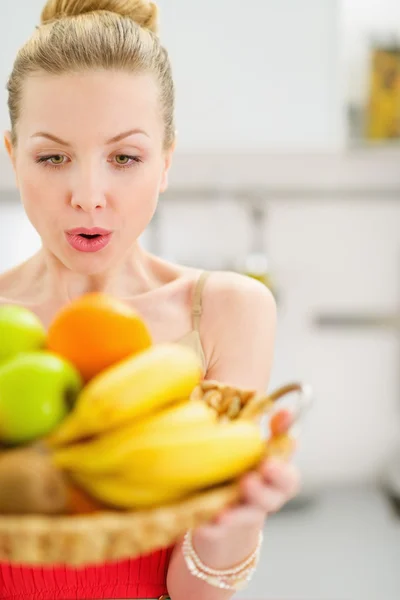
[7,0,175,148]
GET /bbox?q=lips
[66,227,112,236]
[65,228,113,253]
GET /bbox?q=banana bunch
[48,343,265,510]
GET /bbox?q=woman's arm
[201,272,277,392]
[167,273,299,600]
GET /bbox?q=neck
[30,243,162,304]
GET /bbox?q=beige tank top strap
[192,270,210,331]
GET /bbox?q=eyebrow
[30,129,149,146]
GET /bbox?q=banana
[53,399,218,473]
[72,472,192,509]
[111,420,264,489]
[70,420,264,509]
[47,343,202,446]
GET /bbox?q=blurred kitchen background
[1,1,400,598]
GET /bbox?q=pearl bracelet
[182,529,263,591]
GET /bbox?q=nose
[70,167,106,212]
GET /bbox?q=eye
[113,154,142,169]
[49,155,64,165]
[115,155,130,165]
[36,155,68,169]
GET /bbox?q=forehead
[18,70,161,140]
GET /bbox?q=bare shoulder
[203,270,276,314]
[201,271,277,391]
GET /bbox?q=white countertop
[239,485,400,600]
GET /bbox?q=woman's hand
[199,456,300,535]
[225,456,301,524]
[191,456,301,570]
[196,410,300,543]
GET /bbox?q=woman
[0,1,300,599]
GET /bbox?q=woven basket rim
[0,483,241,566]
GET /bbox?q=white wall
[0,1,43,131]
[157,0,343,152]
[0,0,344,153]
[267,199,400,488]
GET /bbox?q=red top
[0,548,173,599]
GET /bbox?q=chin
[60,247,119,276]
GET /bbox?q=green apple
[0,351,83,445]
[0,305,46,364]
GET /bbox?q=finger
[270,409,293,436]
[260,460,301,497]
[266,435,297,461]
[241,473,287,513]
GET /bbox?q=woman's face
[5,70,174,274]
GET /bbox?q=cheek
[18,174,60,233]
[122,187,158,239]
[119,166,160,227]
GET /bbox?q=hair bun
[41,0,159,33]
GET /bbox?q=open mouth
[65,229,112,253]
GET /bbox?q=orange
[47,293,152,381]
[65,480,103,515]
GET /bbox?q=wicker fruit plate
[0,381,313,566]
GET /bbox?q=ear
[4,131,14,161]
[4,131,19,187]
[159,137,176,194]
